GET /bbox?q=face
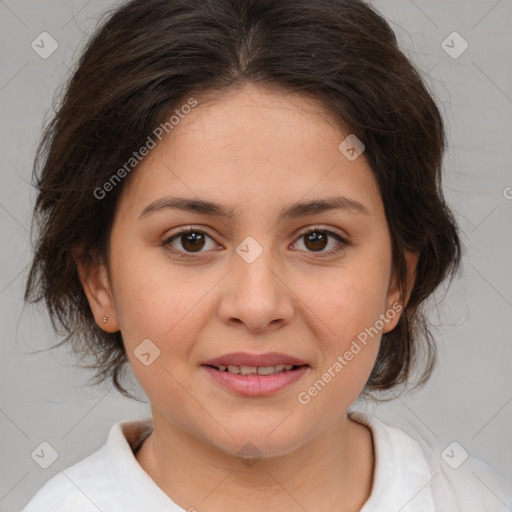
[81,83,412,458]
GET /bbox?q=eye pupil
[182,232,205,252]
[305,231,327,251]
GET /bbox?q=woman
[22,0,510,510]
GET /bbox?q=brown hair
[25,0,461,400]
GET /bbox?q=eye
[163,225,349,259]
[163,227,219,258]
[292,227,348,255]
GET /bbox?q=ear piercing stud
[103,315,109,323]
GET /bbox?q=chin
[202,420,312,461]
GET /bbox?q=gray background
[1,0,511,510]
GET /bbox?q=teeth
[240,365,258,375]
[216,364,295,375]
[257,366,276,376]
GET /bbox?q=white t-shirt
[22,411,511,511]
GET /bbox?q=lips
[200,352,310,395]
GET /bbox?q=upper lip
[202,352,309,367]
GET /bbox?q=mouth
[200,352,310,396]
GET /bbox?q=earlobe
[75,257,120,333]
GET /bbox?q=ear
[382,250,419,334]
[75,255,121,333]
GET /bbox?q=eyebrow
[139,194,370,220]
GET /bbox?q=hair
[25,0,461,400]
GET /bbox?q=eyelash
[162,225,349,260]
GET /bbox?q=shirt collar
[106,417,181,510]
[350,411,436,512]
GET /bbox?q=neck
[136,410,375,512]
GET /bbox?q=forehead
[117,83,383,219]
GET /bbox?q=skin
[78,83,418,512]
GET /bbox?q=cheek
[293,249,391,405]
[295,278,384,421]
[305,251,392,348]
[111,254,212,411]
[109,245,211,350]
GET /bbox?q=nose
[218,245,295,334]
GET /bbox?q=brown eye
[293,228,348,255]
[164,229,218,256]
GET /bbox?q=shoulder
[21,418,154,512]
[21,442,115,512]
[418,436,512,512]
[350,410,512,512]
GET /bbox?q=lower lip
[201,365,309,396]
